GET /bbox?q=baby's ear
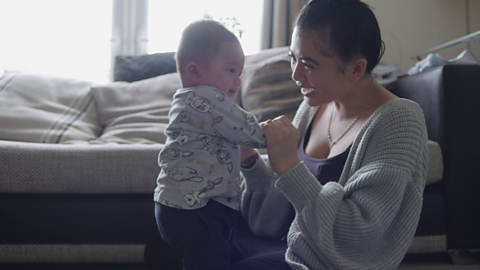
[186,61,202,83]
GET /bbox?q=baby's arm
[212,98,266,149]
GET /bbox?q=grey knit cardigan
[240,98,428,270]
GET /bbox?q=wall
[364,0,480,73]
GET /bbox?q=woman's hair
[294,0,385,73]
[175,19,240,74]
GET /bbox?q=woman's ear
[347,58,367,83]
[186,61,202,83]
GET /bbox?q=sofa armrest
[0,140,162,194]
[388,65,480,250]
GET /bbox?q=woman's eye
[287,52,295,60]
[229,68,236,73]
[301,61,312,69]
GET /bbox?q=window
[0,0,262,83]
[148,0,263,56]
[0,0,113,84]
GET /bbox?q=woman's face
[289,28,351,107]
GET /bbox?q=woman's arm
[238,103,315,238]
[240,153,295,238]
[237,115,301,238]
[239,139,296,238]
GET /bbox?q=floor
[0,263,150,270]
[1,253,479,270]
[398,253,480,270]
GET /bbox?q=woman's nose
[291,62,302,82]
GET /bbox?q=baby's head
[176,19,244,98]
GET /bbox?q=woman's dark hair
[294,0,385,73]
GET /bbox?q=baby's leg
[156,200,235,270]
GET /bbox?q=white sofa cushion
[0,71,101,143]
[91,73,180,144]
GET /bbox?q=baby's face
[199,41,245,98]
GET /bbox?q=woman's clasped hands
[260,115,300,177]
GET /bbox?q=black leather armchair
[388,65,480,262]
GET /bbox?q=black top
[297,125,350,185]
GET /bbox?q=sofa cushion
[241,49,303,122]
[91,72,181,144]
[0,71,101,143]
[426,140,443,186]
[114,52,177,83]
[244,46,291,66]
[0,140,162,194]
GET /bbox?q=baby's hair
[175,19,240,74]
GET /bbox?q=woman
[229,0,428,269]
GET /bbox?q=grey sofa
[1,46,467,267]
[0,47,301,266]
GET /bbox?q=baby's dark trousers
[155,200,290,270]
[155,200,236,270]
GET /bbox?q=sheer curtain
[111,0,148,57]
[111,0,148,80]
[261,0,308,49]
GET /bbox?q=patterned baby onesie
[154,86,266,210]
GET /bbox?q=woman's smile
[301,87,317,96]
[296,81,317,96]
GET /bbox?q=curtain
[111,0,148,80]
[260,0,309,49]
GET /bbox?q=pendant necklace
[327,76,374,149]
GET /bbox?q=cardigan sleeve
[238,100,317,238]
[238,101,316,238]
[240,156,295,238]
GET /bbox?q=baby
[154,19,266,269]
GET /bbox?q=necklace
[327,76,374,149]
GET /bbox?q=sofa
[387,65,480,264]
[0,46,478,267]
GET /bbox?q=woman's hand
[261,115,300,177]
